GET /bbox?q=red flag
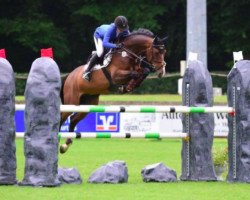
[0,49,6,58]
[41,48,53,58]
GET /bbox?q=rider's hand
[116,43,123,49]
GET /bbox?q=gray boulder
[88,161,128,183]
[141,163,177,182]
[58,167,82,184]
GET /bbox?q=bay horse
[59,28,167,153]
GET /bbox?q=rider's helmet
[114,16,128,31]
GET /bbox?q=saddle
[89,51,112,71]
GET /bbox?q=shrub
[213,147,228,166]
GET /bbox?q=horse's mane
[117,28,154,43]
[129,28,154,38]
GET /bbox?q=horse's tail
[60,74,68,105]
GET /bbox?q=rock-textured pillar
[0,53,17,185]
[181,60,216,181]
[21,53,61,187]
[227,60,250,183]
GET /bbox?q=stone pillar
[227,60,250,183]
[0,55,17,185]
[181,60,216,181]
[20,54,61,186]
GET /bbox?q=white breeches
[94,37,104,57]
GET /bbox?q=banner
[15,111,228,136]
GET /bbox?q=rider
[82,16,130,81]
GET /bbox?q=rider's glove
[116,43,123,49]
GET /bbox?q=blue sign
[15,111,25,132]
[15,111,120,133]
[96,113,119,131]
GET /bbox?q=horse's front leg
[125,67,151,92]
[113,68,148,94]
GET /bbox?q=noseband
[119,43,165,72]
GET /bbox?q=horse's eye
[158,49,165,54]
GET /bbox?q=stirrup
[82,72,90,81]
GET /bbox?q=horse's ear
[154,35,168,45]
[161,36,168,42]
[153,36,160,44]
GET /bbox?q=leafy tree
[0,0,69,71]
[207,0,250,69]
[0,0,249,73]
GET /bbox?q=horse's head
[148,36,167,77]
[121,29,167,77]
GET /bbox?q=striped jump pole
[59,132,228,139]
[15,104,235,114]
[15,132,228,139]
[16,132,189,139]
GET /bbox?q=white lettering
[99,115,114,130]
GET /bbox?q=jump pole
[16,132,189,139]
[15,104,234,114]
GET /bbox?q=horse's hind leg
[59,112,88,153]
[60,94,100,154]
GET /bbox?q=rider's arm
[102,25,117,49]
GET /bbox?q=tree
[0,0,69,71]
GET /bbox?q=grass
[7,95,242,199]
[0,139,249,200]
[16,94,228,104]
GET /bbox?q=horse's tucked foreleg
[125,67,151,92]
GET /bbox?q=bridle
[117,41,166,72]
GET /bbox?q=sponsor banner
[120,113,159,132]
[95,113,119,131]
[15,111,25,132]
[15,111,228,136]
[119,113,229,136]
[15,111,120,133]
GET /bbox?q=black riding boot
[82,53,99,81]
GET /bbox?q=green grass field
[0,138,249,200]
[2,94,247,199]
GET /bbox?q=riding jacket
[94,23,129,49]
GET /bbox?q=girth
[101,67,119,92]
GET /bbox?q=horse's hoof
[66,138,73,145]
[60,144,67,154]
[59,139,73,154]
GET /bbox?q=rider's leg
[94,37,104,57]
[82,53,99,81]
[82,37,104,81]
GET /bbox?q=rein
[119,46,156,72]
[102,38,165,93]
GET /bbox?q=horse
[59,28,167,153]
